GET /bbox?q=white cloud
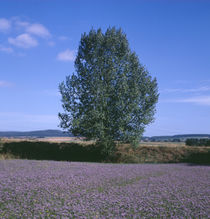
[26,23,51,38]
[0,45,13,53]
[0,18,11,32]
[162,86,210,93]
[57,49,75,62]
[12,18,51,39]
[0,17,51,39]
[0,80,13,87]
[8,33,38,48]
[1,17,53,53]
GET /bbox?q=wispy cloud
[0,18,11,32]
[42,89,60,97]
[0,80,13,87]
[57,49,75,62]
[26,23,51,38]
[48,41,55,47]
[58,36,69,41]
[176,96,210,106]
[8,33,38,49]
[163,96,210,106]
[0,45,13,54]
[162,86,210,93]
[174,80,192,84]
[14,19,29,28]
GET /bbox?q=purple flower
[0,160,209,218]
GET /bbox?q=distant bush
[186,138,210,146]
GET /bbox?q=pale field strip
[0,138,187,147]
[139,142,186,147]
[1,138,210,148]
[0,137,94,145]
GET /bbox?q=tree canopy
[59,27,158,153]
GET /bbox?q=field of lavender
[0,160,209,218]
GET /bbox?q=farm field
[0,137,86,143]
[0,160,209,218]
[0,137,186,146]
[139,142,185,147]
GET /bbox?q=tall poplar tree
[59,27,158,154]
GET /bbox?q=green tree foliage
[59,27,159,154]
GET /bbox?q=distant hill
[0,130,209,141]
[0,130,73,138]
[143,134,210,142]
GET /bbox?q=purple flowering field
[0,160,209,218]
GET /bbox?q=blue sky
[0,0,210,136]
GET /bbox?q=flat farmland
[0,138,186,146]
[0,137,93,144]
[0,160,209,218]
[139,142,186,147]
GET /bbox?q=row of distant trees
[186,138,210,146]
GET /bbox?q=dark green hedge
[1,141,210,164]
[1,141,105,162]
[186,138,210,146]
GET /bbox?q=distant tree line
[150,138,181,142]
[186,138,210,146]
